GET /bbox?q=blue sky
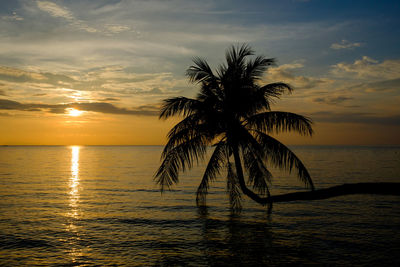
[0,0,399,144]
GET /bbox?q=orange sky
[1,110,399,146]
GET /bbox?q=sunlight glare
[66,108,84,117]
[69,146,80,213]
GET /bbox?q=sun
[66,108,84,117]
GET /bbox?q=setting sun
[66,108,84,117]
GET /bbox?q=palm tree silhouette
[155,44,314,210]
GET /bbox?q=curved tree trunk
[232,145,269,204]
[231,145,400,207]
[269,182,400,203]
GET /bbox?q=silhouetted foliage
[155,44,314,211]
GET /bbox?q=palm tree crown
[155,44,314,211]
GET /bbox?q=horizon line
[2,144,400,147]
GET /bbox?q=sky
[0,0,399,145]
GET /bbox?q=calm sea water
[0,145,399,266]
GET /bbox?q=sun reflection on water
[69,146,80,214]
[67,146,82,264]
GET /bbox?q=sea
[0,145,399,266]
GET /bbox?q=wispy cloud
[313,96,354,105]
[36,0,98,33]
[36,1,74,20]
[104,24,131,34]
[265,62,330,89]
[35,1,132,35]
[0,65,182,97]
[330,39,362,50]
[331,57,400,80]
[0,66,46,81]
[1,11,24,21]
[349,78,400,93]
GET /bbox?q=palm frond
[165,116,205,150]
[260,82,293,99]
[227,161,242,212]
[196,141,227,206]
[155,135,208,192]
[225,44,254,69]
[186,57,218,84]
[159,97,200,119]
[233,125,272,197]
[197,83,224,109]
[246,111,313,136]
[254,131,314,190]
[242,144,272,197]
[245,56,275,81]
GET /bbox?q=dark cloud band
[311,111,400,126]
[0,99,159,116]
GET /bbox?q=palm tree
[155,44,314,211]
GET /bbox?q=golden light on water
[69,146,80,216]
[66,108,84,117]
[68,146,81,263]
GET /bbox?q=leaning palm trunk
[155,44,314,211]
[232,145,268,205]
[269,182,400,202]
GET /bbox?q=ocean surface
[0,145,399,266]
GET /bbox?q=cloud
[312,111,400,126]
[349,78,400,93]
[104,24,131,34]
[331,57,400,80]
[36,1,74,20]
[100,97,119,101]
[1,0,354,74]
[36,0,97,33]
[0,66,182,102]
[313,96,353,105]
[0,0,355,81]
[0,98,159,116]
[0,66,46,82]
[265,62,329,89]
[70,102,159,116]
[330,39,362,50]
[36,1,133,35]
[2,11,24,21]
[0,99,35,111]
[118,88,172,96]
